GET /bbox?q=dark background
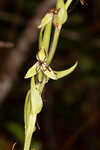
[0,0,100,150]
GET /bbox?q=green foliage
[6,122,24,145]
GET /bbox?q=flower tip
[37,25,41,29]
[24,75,28,79]
[75,61,78,67]
[24,73,30,79]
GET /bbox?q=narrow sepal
[43,61,78,80]
[54,61,78,80]
[38,13,53,29]
[24,62,38,79]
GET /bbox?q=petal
[42,63,57,80]
[24,62,39,79]
[54,61,78,80]
[38,13,53,29]
[43,61,78,80]
[36,48,47,62]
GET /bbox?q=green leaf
[24,62,38,79]
[43,61,78,80]
[38,13,53,29]
[6,122,24,144]
[31,78,43,114]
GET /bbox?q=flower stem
[47,25,62,65]
[24,115,36,150]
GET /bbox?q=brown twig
[0,0,56,103]
[0,41,14,48]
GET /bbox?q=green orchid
[52,0,68,29]
[25,48,78,80]
[24,77,43,150]
[38,13,53,29]
[24,0,78,150]
[38,0,68,29]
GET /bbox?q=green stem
[47,0,73,65]
[39,27,44,49]
[47,25,62,65]
[24,115,36,150]
[42,22,52,53]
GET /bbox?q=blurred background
[0,0,100,150]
